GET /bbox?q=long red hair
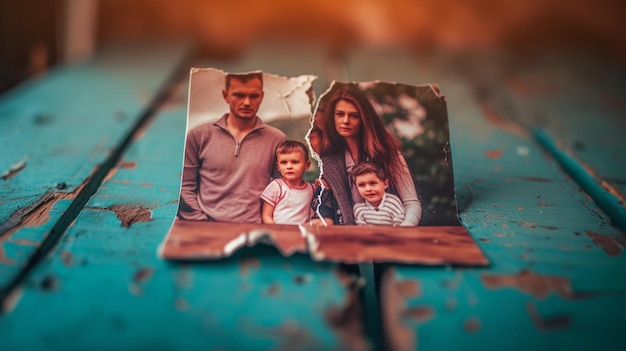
[319,85,407,188]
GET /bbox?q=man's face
[276,151,310,183]
[355,172,388,208]
[223,77,264,121]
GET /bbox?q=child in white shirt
[261,140,315,224]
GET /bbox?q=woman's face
[334,100,362,140]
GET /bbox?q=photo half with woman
[310,81,460,228]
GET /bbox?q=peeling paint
[402,306,435,323]
[485,149,503,159]
[133,267,153,283]
[60,251,73,266]
[108,204,153,228]
[266,283,280,296]
[526,303,571,330]
[586,230,625,256]
[463,317,482,332]
[119,161,137,169]
[482,269,587,299]
[174,297,189,311]
[396,280,421,298]
[239,257,261,277]
[325,288,370,351]
[1,182,84,264]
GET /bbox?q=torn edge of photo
[158,68,488,266]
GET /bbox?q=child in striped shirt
[350,162,405,226]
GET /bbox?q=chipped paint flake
[108,204,153,228]
[526,302,571,330]
[485,149,503,159]
[464,317,482,332]
[586,230,625,256]
[482,269,586,299]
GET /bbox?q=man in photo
[178,72,286,223]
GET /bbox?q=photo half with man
[159,68,487,266]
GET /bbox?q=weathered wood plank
[345,48,626,350]
[482,54,626,231]
[0,43,188,292]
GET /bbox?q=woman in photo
[311,85,422,226]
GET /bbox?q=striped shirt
[353,193,405,226]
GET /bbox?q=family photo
[160,69,477,263]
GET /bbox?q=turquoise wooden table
[1,42,625,350]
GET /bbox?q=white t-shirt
[261,178,315,224]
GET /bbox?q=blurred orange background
[2,0,625,93]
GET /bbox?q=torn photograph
[159,72,487,266]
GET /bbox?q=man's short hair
[350,162,388,185]
[276,140,310,162]
[225,72,263,90]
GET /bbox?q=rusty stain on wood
[133,267,153,283]
[526,302,571,330]
[108,204,153,228]
[61,251,73,266]
[402,306,435,322]
[396,280,421,298]
[266,283,280,296]
[240,257,261,277]
[174,297,189,311]
[586,230,626,256]
[538,202,553,207]
[129,268,153,296]
[482,269,586,299]
[1,182,85,263]
[480,103,529,138]
[324,280,371,351]
[380,269,416,351]
[463,317,482,332]
[485,149,503,159]
[119,161,137,169]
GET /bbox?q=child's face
[277,151,310,183]
[354,172,388,207]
